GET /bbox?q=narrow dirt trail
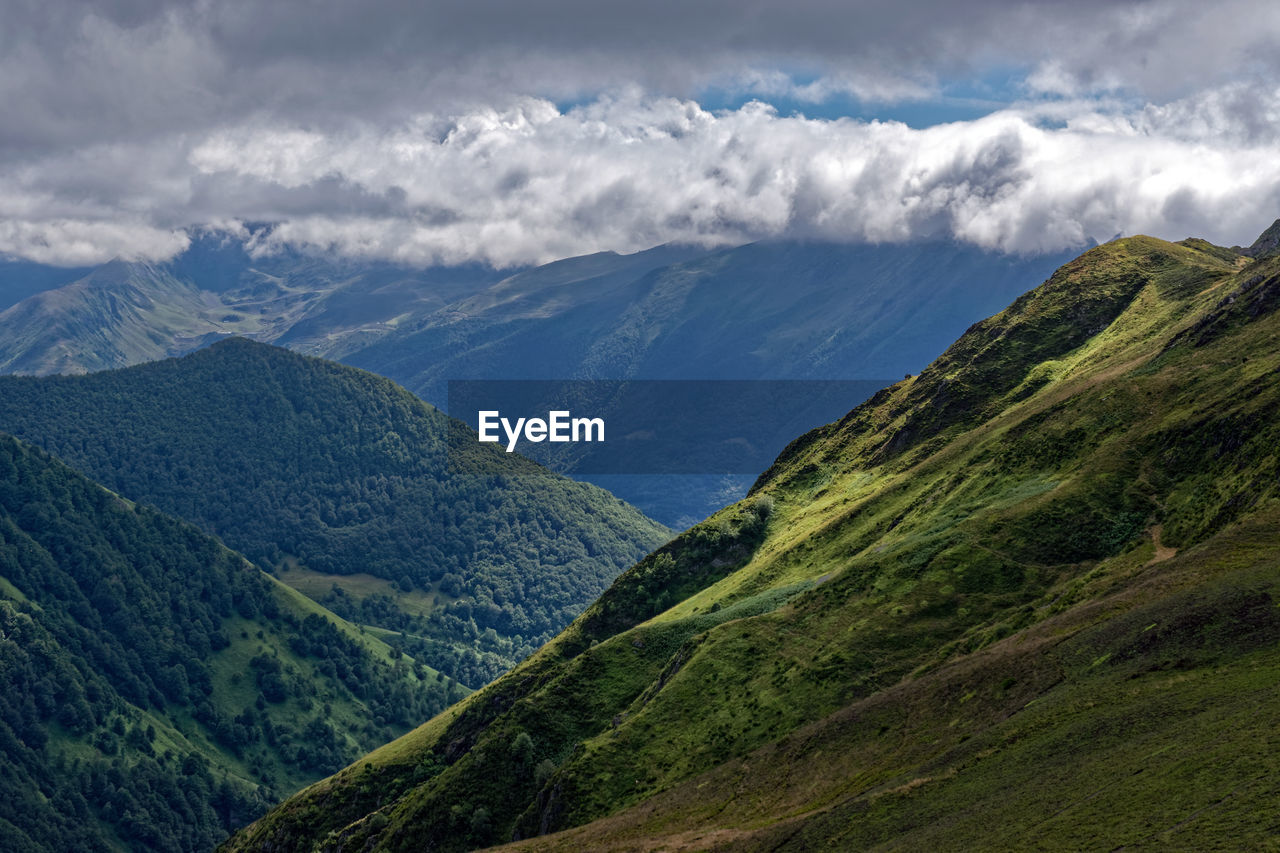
[1145,524,1178,566]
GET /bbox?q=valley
[2,225,1277,851]
[5,2,1277,850]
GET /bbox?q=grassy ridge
[228,232,1280,851]
[499,507,1280,851]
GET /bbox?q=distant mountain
[0,433,459,851]
[0,236,1075,387]
[0,235,1073,525]
[348,240,1075,399]
[229,226,1280,851]
[0,230,503,375]
[0,260,218,375]
[343,240,1074,524]
[0,257,91,312]
[0,340,670,687]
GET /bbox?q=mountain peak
[1249,218,1280,258]
[1233,218,1280,259]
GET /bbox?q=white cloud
[184,90,1280,265]
[6,85,1280,266]
[3,1,1280,265]
[0,219,190,266]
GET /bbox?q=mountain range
[5,221,1277,851]
[0,233,1074,525]
[227,224,1280,851]
[0,231,501,377]
[0,234,1072,388]
[344,240,1075,398]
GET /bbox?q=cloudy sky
[3,0,1280,266]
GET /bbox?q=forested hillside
[0,340,670,686]
[0,434,458,851]
[229,227,1280,851]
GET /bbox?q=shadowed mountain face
[0,340,671,688]
[341,239,1074,525]
[227,225,1280,852]
[345,240,1076,398]
[0,236,1073,389]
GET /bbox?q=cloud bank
[3,1,1280,265]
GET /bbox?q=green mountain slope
[0,433,458,851]
[0,261,215,375]
[0,340,670,686]
[226,226,1280,851]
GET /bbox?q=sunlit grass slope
[228,230,1280,851]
